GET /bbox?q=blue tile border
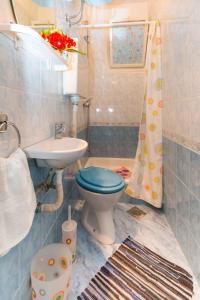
[88,126,139,158]
[0,158,74,300]
[1,133,200,299]
[163,137,200,286]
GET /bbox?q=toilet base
[81,202,116,245]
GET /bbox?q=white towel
[0,148,37,255]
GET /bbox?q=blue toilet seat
[75,167,125,194]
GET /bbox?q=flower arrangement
[40,28,85,55]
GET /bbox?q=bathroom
[0,0,199,299]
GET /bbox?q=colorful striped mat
[77,236,193,300]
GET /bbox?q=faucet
[55,122,66,139]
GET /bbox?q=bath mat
[127,206,147,220]
[77,236,193,300]
[113,167,132,180]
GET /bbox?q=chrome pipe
[65,0,84,27]
[7,122,21,147]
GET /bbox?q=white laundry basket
[31,244,72,300]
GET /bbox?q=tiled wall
[56,1,90,108]
[0,18,87,300]
[0,34,71,157]
[0,1,141,299]
[0,162,73,300]
[88,126,139,158]
[150,0,200,284]
[150,0,200,152]
[87,1,148,126]
[163,138,200,285]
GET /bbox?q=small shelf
[0,23,69,71]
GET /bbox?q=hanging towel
[0,148,37,255]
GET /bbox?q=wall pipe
[70,95,82,170]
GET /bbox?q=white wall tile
[0,34,72,157]
[150,0,200,150]
[87,2,147,126]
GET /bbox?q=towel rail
[0,113,21,148]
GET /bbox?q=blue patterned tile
[78,129,90,159]
[28,159,49,187]
[176,215,189,257]
[43,221,57,245]
[188,233,200,286]
[163,167,176,200]
[189,151,200,200]
[62,178,74,203]
[56,199,69,243]
[56,213,67,243]
[190,194,200,245]
[0,246,20,299]
[0,29,73,300]
[18,213,42,284]
[163,137,177,173]
[40,189,57,243]
[78,128,88,141]
[68,202,200,299]
[164,193,177,233]
[14,278,32,300]
[176,143,190,186]
[164,138,200,286]
[175,178,190,222]
[15,190,70,299]
[89,126,139,158]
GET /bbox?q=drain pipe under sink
[40,169,64,212]
[37,95,81,213]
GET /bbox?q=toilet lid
[75,167,125,194]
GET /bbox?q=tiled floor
[68,202,200,299]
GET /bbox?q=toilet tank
[63,38,89,98]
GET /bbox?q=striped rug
[77,236,193,300]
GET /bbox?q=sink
[24,137,88,168]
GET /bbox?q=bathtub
[84,157,134,183]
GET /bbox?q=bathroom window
[109,22,148,68]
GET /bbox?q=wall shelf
[0,23,69,71]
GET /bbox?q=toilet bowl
[75,167,125,245]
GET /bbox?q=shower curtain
[126,21,163,208]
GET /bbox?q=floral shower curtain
[126,21,163,208]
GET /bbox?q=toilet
[75,167,125,245]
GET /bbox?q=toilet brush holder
[62,205,77,262]
[62,220,77,262]
[62,216,77,262]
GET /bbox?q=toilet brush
[62,205,77,262]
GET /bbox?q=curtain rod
[74,20,153,29]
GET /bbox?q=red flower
[40,32,47,39]
[66,37,76,48]
[40,30,77,52]
[47,32,68,51]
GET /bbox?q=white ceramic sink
[24,137,88,168]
